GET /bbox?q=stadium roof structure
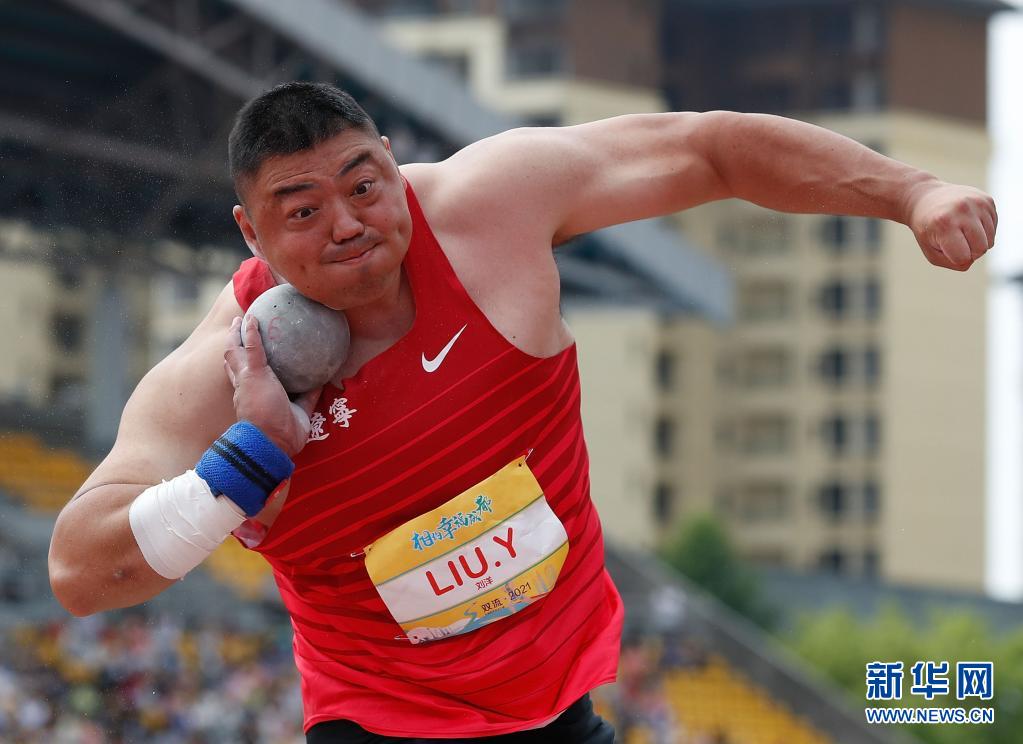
[0,0,731,323]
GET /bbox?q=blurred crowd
[0,610,728,744]
[0,612,303,743]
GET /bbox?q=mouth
[330,242,378,265]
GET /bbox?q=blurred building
[350,0,667,125]
[0,221,151,419]
[358,0,1007,591]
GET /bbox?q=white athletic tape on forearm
[128,470,247,580]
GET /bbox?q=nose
[329,203,364,244]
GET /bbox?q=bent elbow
[49,560,96,617]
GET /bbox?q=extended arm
[442,111,996,270]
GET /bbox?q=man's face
[233,129,413,310]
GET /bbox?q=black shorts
[305,694,616,743]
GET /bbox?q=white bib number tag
[363,457,569,644]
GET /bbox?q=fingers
[980,195,997,248]
[979,210,996,249]
[224,315,270,384]
[934,230,971,271]
[962,220,989,262]
[242,315,269,369]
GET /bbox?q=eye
[353,180,374,197]
[291,207,317,220]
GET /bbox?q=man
[49,82,996,743]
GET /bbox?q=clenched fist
[904,180,997,271]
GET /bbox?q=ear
[233,204,265,259]
[381,135,398,165]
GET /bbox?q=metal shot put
[49,82,997,744]
[243,284,351,394]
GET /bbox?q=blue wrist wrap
[195,421,295,517]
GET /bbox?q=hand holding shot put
[224,314,321,457]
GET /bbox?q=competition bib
[363,456,569,645]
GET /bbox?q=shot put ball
[243,284,351,394]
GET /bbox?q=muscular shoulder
[401,114,724,243]
[400,128,579,243]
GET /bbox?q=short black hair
[228,82,379,197]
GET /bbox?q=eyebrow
[338,150,372,177]
[270,151,374,200]
[272,182,315,199]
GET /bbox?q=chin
[321,275,396,312]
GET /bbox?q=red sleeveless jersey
[231,182,623,737]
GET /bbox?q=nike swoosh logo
[422,324,467,373]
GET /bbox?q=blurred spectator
[0,611,304,743]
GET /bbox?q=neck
[343,268,414,343]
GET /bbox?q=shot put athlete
[49,83,997,742]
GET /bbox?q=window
[866,219,882,251]
[864,414,881,455]
[864,346,881,386]
[818,280,848,319]
[740,281,791,321]
[820,216,849,252]
[863,481,880,521]
[656,350,677,391]
[818,481,848,521]
[822,218,884,254]
[864,278,882,319]
[818,347,849,386]
[51,313,83,352]
[655,417,676,457]
[742,347,791,387]
[820,415,848,455]
[740,482,789,521]
[818,548,846,574]
[741,415,790,455]
[654,483,675,522]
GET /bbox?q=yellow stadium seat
[665,654,832,744]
